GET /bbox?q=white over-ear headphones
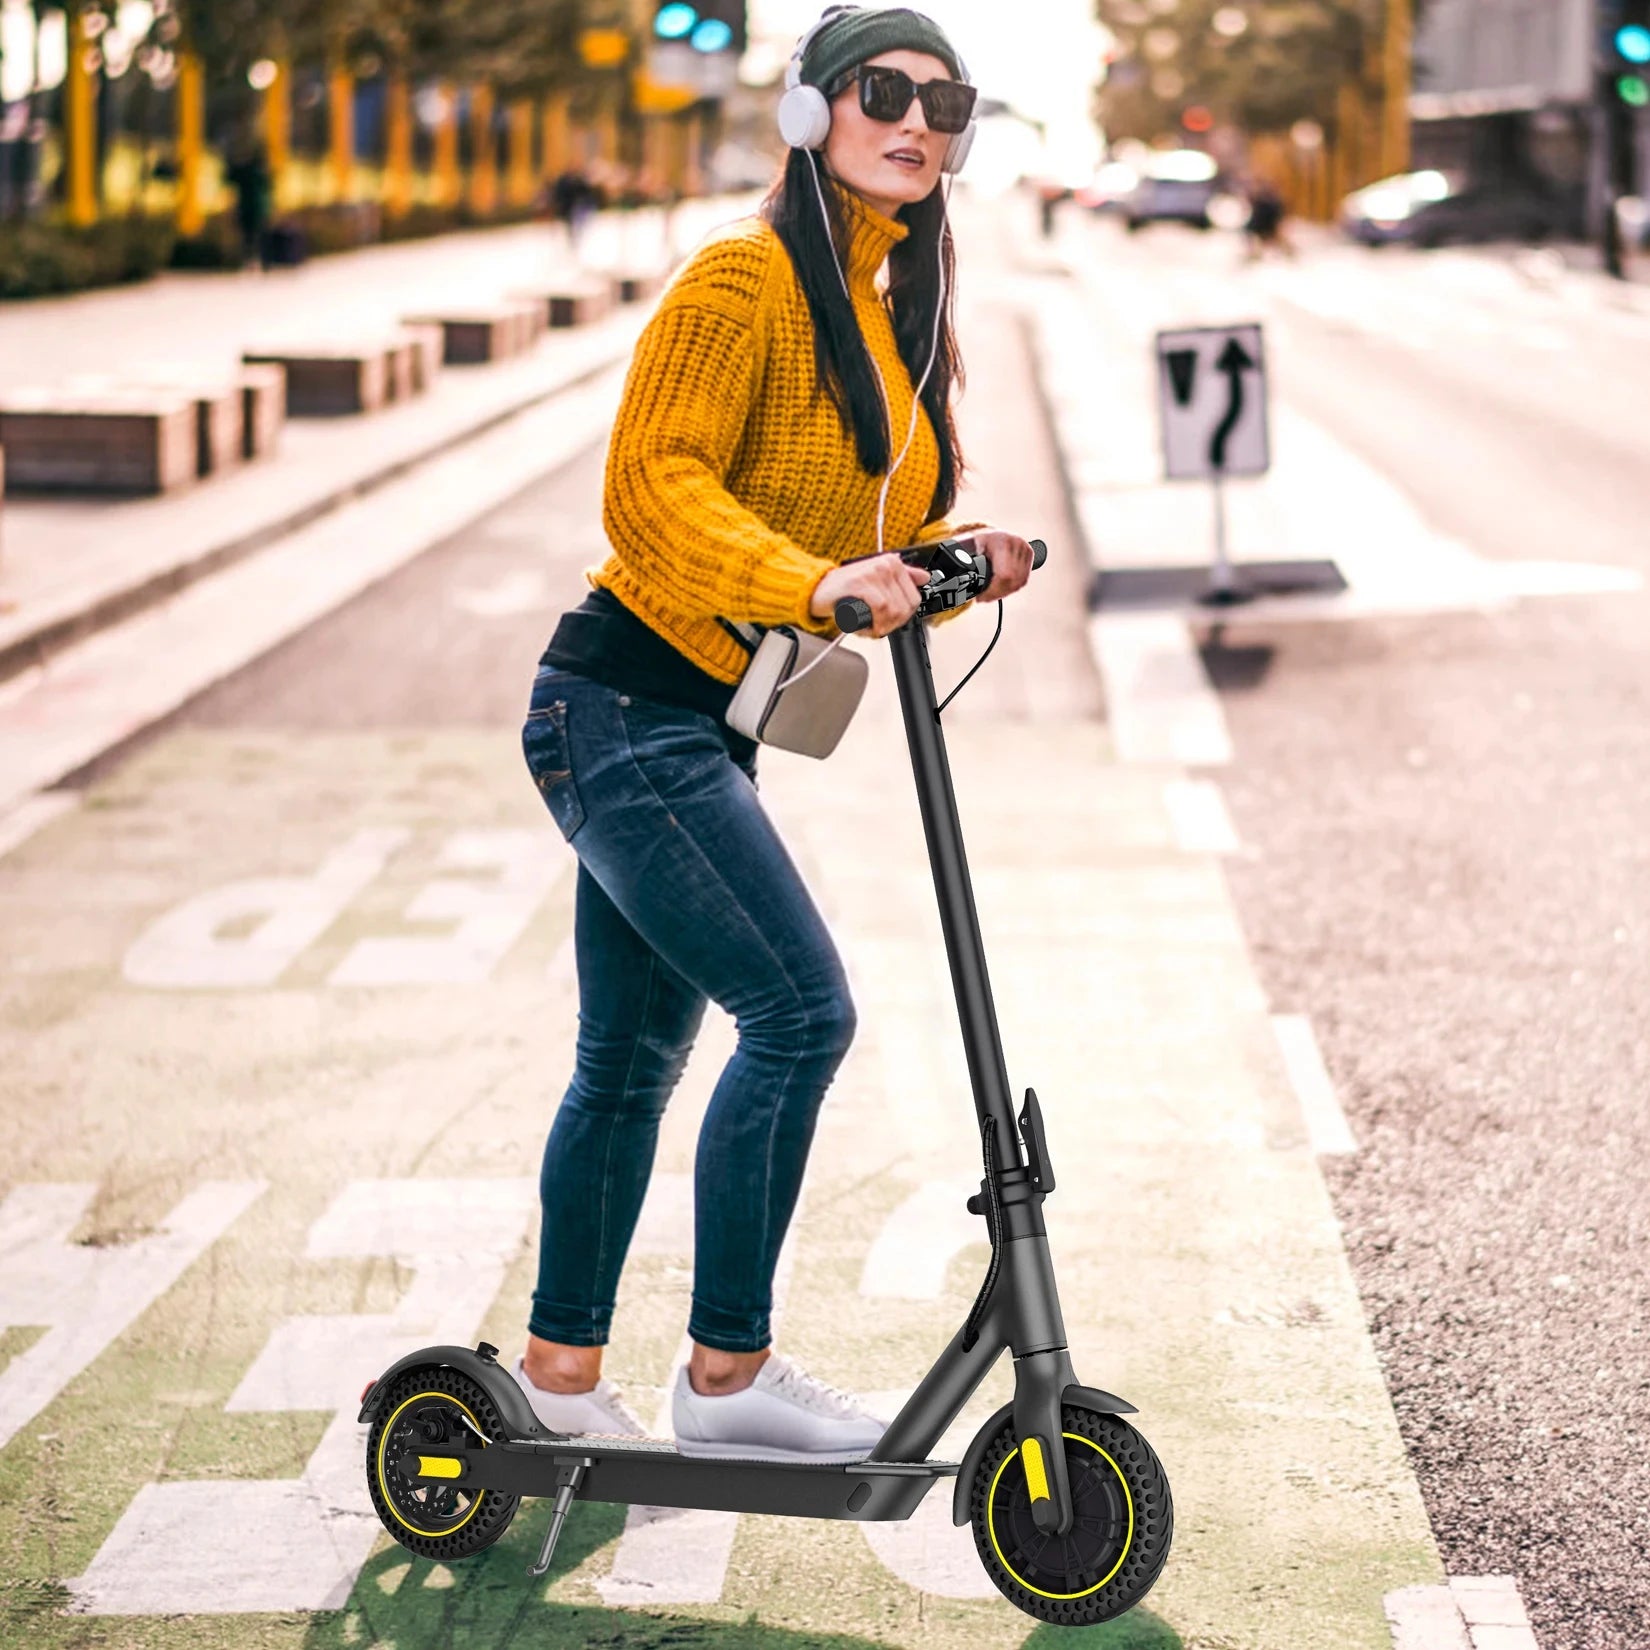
[776,5,977,175]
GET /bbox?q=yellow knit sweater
[593,185,977,686]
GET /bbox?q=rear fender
[356,1343,551,1442]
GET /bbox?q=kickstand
[528,1457,591,1577]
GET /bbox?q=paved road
[1061,209,1650,1649]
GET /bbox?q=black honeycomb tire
[365,1366,521,1561]
[969,1403,1173,1626]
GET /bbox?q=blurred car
[1340,169,1572,248]
[1074,161,1140,217]
[1122,151,1220,231]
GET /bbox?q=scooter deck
[403,1432,961,1522]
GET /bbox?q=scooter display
[357,538,1174,1626]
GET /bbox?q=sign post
[1156,322,1269,604]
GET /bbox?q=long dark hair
[762,149,964,522]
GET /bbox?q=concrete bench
[516,278,618,330]
[0,391,199,495]
[398,325,444,395]
[613,269,669,305]
[116,375,243,478]
[236,363,286,459]
[241,346,388,417]
[401,302,543,366]
[135,364,288,470]
[382,336,417,404]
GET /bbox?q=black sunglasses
[833,64,977,135]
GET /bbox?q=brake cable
[935,598,1004,718]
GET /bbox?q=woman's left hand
[967,530,1037,603]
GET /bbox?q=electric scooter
[357,538,1174,1627]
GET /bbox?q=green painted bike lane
[0,664,1443,1646]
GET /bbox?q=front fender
[356,1343,551,1442]
[950,1385,1138,1526]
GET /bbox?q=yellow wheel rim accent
[376,1390,489,1539]
[987,1431,1134,1600]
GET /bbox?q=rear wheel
[366,1365,521,1561]
[969,1403,1173,1626]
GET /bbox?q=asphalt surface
[1072,215,1650,1648]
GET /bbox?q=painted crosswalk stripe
[65,1178,537,1616]
[0,1179,265,1452]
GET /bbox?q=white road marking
[0,790,79,862]
[1271,1014,1357,1156]
[330,829,568,985]
[1088,613,1235,768]
[858,1179,982,1300]
[0,1180,265,1452]
[593,1218,803,1608]
[1163,777,1240,854]
[856,1387,995,1600]
[122,827,409,989]
[66,1177,536,1615]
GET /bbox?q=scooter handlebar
[833,538,1047,635]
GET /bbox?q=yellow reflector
[1021,1436,1050,1501]
[417,1456,463,1479]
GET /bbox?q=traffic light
[652,1,745,54]
[1607,0,1650,103]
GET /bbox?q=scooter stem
[887,617,1023,1175]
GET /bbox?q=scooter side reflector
[417,1456,464,1479]
[1020,1436,1050,1501]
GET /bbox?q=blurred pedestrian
[225,136,274,270]
[512,4,1034,1461]
[549,166,598,260]
[1243,177,1296,261]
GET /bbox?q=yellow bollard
[469,84,497,217]
[66,8,98,226]
[509,98,535,207]
[176,51,205,236]
[434,84,460,208]
[265,58,292,212]
[542,92,571,182]
[329,62,354,203]
[1383,0,1413,179]
[385,76,412,219]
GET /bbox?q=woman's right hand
[809,555,932,639]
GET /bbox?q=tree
[1098,0,1383,147]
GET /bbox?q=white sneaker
[672,1352,888,1463]
[510,1354,650,1440]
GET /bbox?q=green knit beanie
[800,6,966,94]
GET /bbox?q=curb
[0,344,631,688]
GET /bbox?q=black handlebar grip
[835,596,874,634]
[1031,538,1047,569]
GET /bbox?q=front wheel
[366,1365,521,1561]
[968,1404,1173,1626]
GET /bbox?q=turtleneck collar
[827,178,910,298]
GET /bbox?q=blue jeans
[520,665,858,1353]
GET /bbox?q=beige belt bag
[720,620,869,760]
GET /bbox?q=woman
[515,4,1037,1462]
